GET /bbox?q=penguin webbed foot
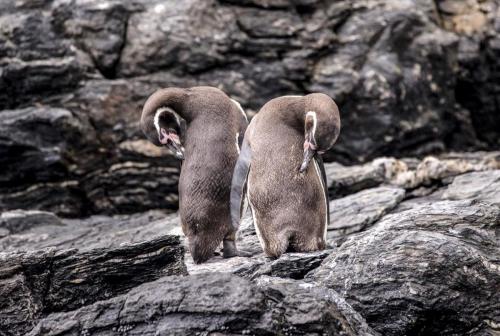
[222,240,251,258]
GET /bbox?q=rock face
[443,170,500,205]
[327,186,405,245]
[1,0,500,334]
[0,236,186,336]
[308,199,500,336]
[1,154,499,335]
[1,0,499,216]
[28,274,379,336]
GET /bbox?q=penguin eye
[159,114,181,135]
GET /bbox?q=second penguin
[231,93,340,258]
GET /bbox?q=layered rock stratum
[1,0,499,216]
[1,153,499,335]
[1,0,499,335]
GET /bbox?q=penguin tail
[230,137,251,231]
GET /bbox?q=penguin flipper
[315,155,330,225]
[230,137,251,230]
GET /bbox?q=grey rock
[0,235,186,336]
[251,250,333,280]
[81,161,179,214]
[236,7,303,38]
[0,8,89,108]
[117,0,242,77]
[0,181,89,218]
[443,170,500,205]
[186,255,267,278]
[254,276,380,336]
[0,210,62,234]
[51,0,140,78]
[0,107,96,216]
[325,153,500,199]
[235,214,263,255]
[0,104,181,216]
[325,162,386,199]
[0,107,95,186]
[328,186,405,244]
[308,200,500,336]
[29,273,378,336]
[0,210,178,253]
[447,0,500,146]
[1,0,500,216]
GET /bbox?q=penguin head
[299,98,340,173]
[142,106,186,160]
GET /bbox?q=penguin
[230,93,340,258]
[141,86,248,263]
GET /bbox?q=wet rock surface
[1,0,499,216]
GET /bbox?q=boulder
[0,235,186,336]
[0,210,178,253]
[28,273,379,336]
[308,199,500,335]
[443,170,500,205]
[328,186,405,244]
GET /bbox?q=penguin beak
[299,137,317,173]
[160,128,185,160]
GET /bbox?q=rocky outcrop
[327,186,405,245]
[443,169,500,205]
[1,0,499,216]
[1,154,499,335]
[0,105,180,217]
[1,0,499,334]
[0,235,186,336]
[27,273,379,336]
[324,151,500,199]
[308,199,500,335]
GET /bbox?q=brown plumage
[141,86,248,263]
[231,93,340,258]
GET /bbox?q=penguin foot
[222,240,251,258]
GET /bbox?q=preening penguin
[141,86,248,263]
[231,93,340,258]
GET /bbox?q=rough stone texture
[308,199,500,336]
[0,210,179,253]
[0,210,62,235]
[1,0,500,333]
[0,236,186,336]
[327,186,405,245]
[443,170,500,205]
[251,250,333,280]
[1,162,499,335]
[325,151,500,199]
[0,105,180,217]
[28,273,379,336]
[325,162,386,199]
[1,0,500,216]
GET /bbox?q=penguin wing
[315,155,330,225]
[230,137,251,230]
